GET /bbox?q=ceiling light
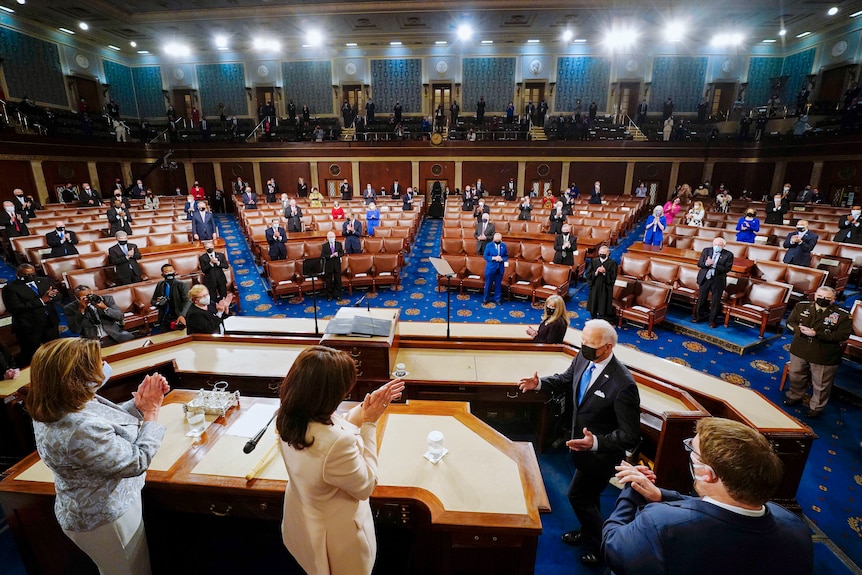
[345,42,357,47]
[711,32,744,47]
[306,29,323,47]
[796,31,811,38]
[574,38,587,43]
[164,42,191,57]
[15,0,23,4]
[481,40,493,44]
[762,39,777,43]
[603,26,639,50]
[827,7,839,16]
[390,41,402,46]
[78,22,88,31]
[0,6,14,12]
[108,45,120,51]
[562,30,573,42]
[214,35,228,50]
[130,41,137,47]
[457,24,472,41]
[137,50,150,54]
[252,38,280,52]
[527,39,540,43]
[435,40,448,45]
[664,23,686,43]
[59,27,75,35]
[778,29,786,36]
[851,10,862,17]
[301,44,311,48]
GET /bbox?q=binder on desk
[324,315,392,337]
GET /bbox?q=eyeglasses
[682,437,700,457]
[683,437,714,480]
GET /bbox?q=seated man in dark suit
[783,220,818,267]
[200,240,230,302]
[603,418,812,575]
[107,198,133,236]
[242,186,258,209]
[553,224,577,265]
[63,285,134,346]
[108,231,143,285]
[284,198,303,232]
[151,263,191,329]
[1,263,61,365]
[265,218,287,261]
[45,220,79,258]
[191,201,218,241]
[693,237,734,328]
[60,182,78,204]
[77,182,102,207]
[342,213,363,254]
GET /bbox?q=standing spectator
[450,100,460,126]
[549,202,566,234]
[518,196,533,220]
[151,264,190,329]
[662,197,682,225]
[363,184,376,205]
[474,214,496,256]
[297,177,308,198]
[662,97,674,120]
[482,233,507,305]
[266,218,287,261]
[321,231,344,301]
[265,178,279,203]
[2,264,61,365]
[643,206,666,246]
[232,176,246,196]
[108,232,142,285]
[588,101,598,123]
[107,198,133,236]
[526,295,569,344]
[834,205,862,244]
[783,286,852,418]
[342,213,363,254]
[242,186,258,209]
[144,190,160,210]
[185,285,233,335]
[393,101,402,124]
[191,201,217,241]
[365,98,375,123]
[340,179,352,201]
[783,220,818,266]
[765,192,789,225]
[331,201,345,220]
[0,200,29,240]
[308,187,323,208]
[589,181,603,205]
[685,200,706,227]
[693,238,734,328]
[77,183,102,206]
[586,245,617,320]
[635,99,648,125]
[190,181,206,201]
[45,221,79,258]
[184,194,198,220]
[63,286,133,345]
[715,185,732,212]
[402,187,414,211]
[365,202,380,237]
[340,100,353,127]
[662,116,674,141]
[284,198,303,232]
[199,240,230,302]
[506,101,515,123]
[735,209,761,243]
[634,181,648,198]
[476,97,487,124]
[553,224,577,265]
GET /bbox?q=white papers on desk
[225,403,278,438]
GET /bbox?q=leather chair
[96,285,147,333]
[691,237,713,254]
[442,226,463,238]
[723,279,792,338]
[753,260,787,283]
[148,233,174,247]
[674,225,699,237]
[647,259,679,286]
[372,227,392,238]
[520,243,541,263]
[592,227,613,246]
[139,258,167,281]
[43,256,81,288]
[507,261,542,301]
[304,242,322,259]
[697,228,722,239]
[461,256,487,292]
[372,254,400,291]
[345,254,375,294]
[619,254,650,280]
[506,241,522,260]
[524,221,543,234]
[508,221,527,233]
[540,244,556,263]
[267,260,303,299]
[390,227,409,238]
[844,300,862,363]
[810,254,852,295]
[383,238,405,254]
[617,281,672,336]
[784,265,828,307]
[363,238,385,254]
[131,281,163,326]
[611,278,636,317]
[286,243,306,260]
[149,224,173,235]
[533,264,571,303]
[67,267,113,291]
[170,253,202,278]
[671,264,700,315]
[438,255,466,292]
[670,236,693,250]
[746,244,782,262]
[77,251,110,270]
[441,237,465,255]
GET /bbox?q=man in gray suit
[64,285,134,345]
[474,214,496,256]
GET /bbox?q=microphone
[243,411,278,454]
[354,294,367,308]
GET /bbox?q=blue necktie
[28,282,39,295]
[578,363,595,405]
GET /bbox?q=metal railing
[148,127,170,144]
[245,117,267,141]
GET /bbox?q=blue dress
[643,215,666,246]
[366,209,380,236]
[735,217,760,243]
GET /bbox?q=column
[454,161,463,192]
[29,160,49,204]
[213,162,224,192]
[810,161,824,188]
[412,161,420,190]
[252,161,262,191]
[310,162,320,191]
[702,160,715,186]
[184,162,196,188]
[517,161,527,198]
[623,162,635,195]
[560,162,570,196]
[351,161,360,192]
[121,162,133,184]
[667,162,680,203]
[770,160,787,195]
[87,162,100,189]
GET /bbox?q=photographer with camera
[151,264,191,330]
[63,285,134,346]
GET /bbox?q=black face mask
[118,240,127,246]
[545,307,555,315]
[815,297,832,308]
[21,273,36,282]
[494,240,501,245]
[206,248,214,254]
[797,227,806,232]
[163,273,175,281]
[56,227,65,232]
[580,344,601,361]
[746,213,755,218]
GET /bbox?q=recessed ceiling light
[527,39,540,43]
[711,32,744,47]
[435,40,448,45]
[214,35,228,50]
[252,38,280,52]
[390,41,402,46]
[108,45,120,51]
[457,24,472,41]
[796,31,811,38]
[345,42,357,47]
[851,10,862,17]
[481,40,493,44]
[778,29,786,36]
[301,44,311,48]
[59,27,75,35]
[604,27,639,50]
[828,6,839,16]
[574,38,587,43]
[0,6,14,12]
[762,39,777,43]
[78,22,88,31]
[137,50,149,54]
[164,42,191,57]
[306,29,323,47]
[130,41,137,47]
[562,30,574,42]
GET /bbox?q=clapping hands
[132,373,170,421]
[361,378,405,423]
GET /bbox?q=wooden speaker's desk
[0,393,545,575]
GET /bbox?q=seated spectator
[63,285,134,346]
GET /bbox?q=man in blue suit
[342,213,363,254]
[602,417,813,575]
[783,219,818,267]
[518,319,640,566]
[191,201,217,241]
[483,232,508,305]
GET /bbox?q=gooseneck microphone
[243,411,278,454]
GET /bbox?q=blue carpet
[2,213,861,574]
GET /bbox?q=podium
[320,308,401,383]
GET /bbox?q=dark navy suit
[783,230,818,266]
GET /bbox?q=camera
[86,294,103,304]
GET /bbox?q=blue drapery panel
[746,57,784,108]
[0,27,67,105]
[462,57,516,113]
[370,59,422,114]
[555,57,611,113]
[781,49,816,104]
[132,66,164,118]
[282,61,333,116]
[197,63,246,118]
[649,56,708,113]
[103,60,138,118]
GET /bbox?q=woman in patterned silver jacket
[26,338,169,575]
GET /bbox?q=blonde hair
[189,284,209,302]
[25,338,103,423]
[542,295,569,327]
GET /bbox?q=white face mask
[199,295,211,306]
[5,207,13,214]
[852,210,861,218]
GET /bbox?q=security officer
[783,286,852,418]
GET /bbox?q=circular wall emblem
[231,164,245,177]
[528,59,543,76]
[257,64,269,78]
[75,54,90,69]
[832,40,848,58]
[329,164,342,177]
[838,165,856,180]
[435,60,448,74]
[345,62,357,76]
[720,59,734,74]
[625,59,638,73]
[431,164,443,176]
[58,165,76,179]
[536,164,550,177]
[646,164,659,178]
[173,67,186,80]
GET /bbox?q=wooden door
[342,85,362,117]
[523,83,545,116]
[710,83,736,117]
[72,77,100,111]
[172,89,193,120]
[325,179,342,197]
[529,180,553,198]
[617,82,640,122]
[819,65,855,110]
[432,84,452,123]
[255,87,275,118]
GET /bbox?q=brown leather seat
[540,244,556,263]
[617,280,672,336]
[844,300,862,362]
[811,254,852,295]
[671,264,700,315]
[520,243,541,263]
[43,256,81,288]
[647,259,679,285]
[170,253,202,278]
[753,260,787,283]
[267,260,302,299]
[67,267,112,291]
[96,285,147,332]
[723,279,791,338]
[691,237,713,253]
[612,278,635,317]
[372,254,400,291]
[672,236,693,250]
[363,238,384,254]
[437,255,466,292]
[533,264,571,303]
[148,233,174,247]
[383,238,405,255]
[344,254,375,294]
[508,221,527,233]
[507,260,542,301]
[461,256,487,291]
[441,237,465,255]
[674,225,699,237]
[373,227,392,238]
[506,241,522,260]
[784,265,828,307]
[746,244,782,262]
[619,254,650,280]
[286,243,306,260]
[131,281,163,326]
[304,242,322,259]
[139,258,167,281]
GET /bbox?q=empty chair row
[436,254,570,304]
[266,254,401,299]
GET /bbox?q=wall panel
[569,162,627,196]
[315,161,353,197]
[711,162,775,198]
[95,162,125,194]
[41,161,91,195]
[633,162,673,201]
[103,60,138,118]
[282,61,333,116]
[649,57,708,113]
[525,161,563,195]
[133,162,188,196]
[370,59,422,114]
[358,161,411,193]
[462,162,518,197]
[784,161,814,192]
[197,63,246,119]
[462,58,516,114]
[419,161,455,196]
[555,57,611,114]
[259,162,311,197]
[0,28,66,105]
[132,66,165,119]
[0,160,38,203]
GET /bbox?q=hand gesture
[614,461,662,502]
[5,368,20,380]
[518,371,539,392]
[596,265,605,274]
[525,327,538,337]
[132,373,170,421]
[799,325,816,337]
[566,428,595,451]
[705,257,713,266]
[361,378,405,423]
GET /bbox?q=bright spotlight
[457,24,473,41]
[778,29,786,36]
[562,29,573,42]
[79,22,89,31]
[664,22,686,43]
[306,28,323,46]
[603,26,639,51]
[827,6,838,16]
[214,35,228,50]
[711,32,744,47]
[164,42,191,57]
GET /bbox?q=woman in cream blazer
[277,346,404,575]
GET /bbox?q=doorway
[642,180,662,205]
[523,82,545,117]
[710,83,737,118]
[70,76,100,111]
[171,89,193,121]
[431,84,452,125]
[342,85,363,118]
[616,82,640,123]
[325,179,342,197]
[255,86,275,119]
[819,65,856,110]
[529,180,553,198]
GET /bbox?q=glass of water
[186,410,206,437]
